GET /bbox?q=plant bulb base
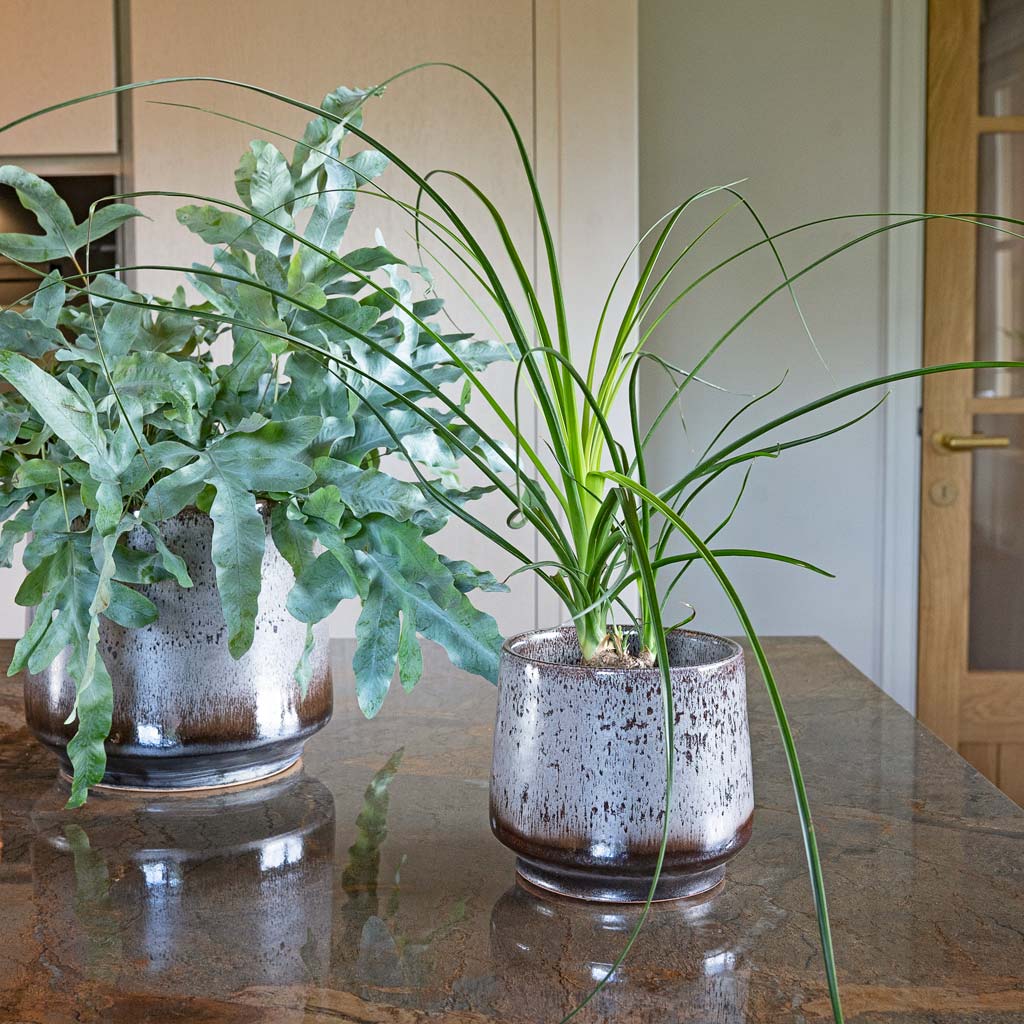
[515,857,726,903]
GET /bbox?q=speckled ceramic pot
[490,626,753,902]
[24,507,332,789]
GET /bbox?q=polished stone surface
[1,636,1022,1022]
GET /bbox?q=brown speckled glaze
[23,507,332,788]
[490,626,753,901]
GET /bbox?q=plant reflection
[331,747,467,995]
[31,766,336,996]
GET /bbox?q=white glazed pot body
[490,627,753,901]
[24,507,332,789]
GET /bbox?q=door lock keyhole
[929,480,959,507]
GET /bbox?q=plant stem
[576,605,607,662]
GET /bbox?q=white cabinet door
[128,0,543,639]
[0,0,117,156]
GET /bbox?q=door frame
[881,0,928,712]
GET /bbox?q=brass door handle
[934,432,1011,451]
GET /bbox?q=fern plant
[0,88,507,808]
[3,68,1023,1024]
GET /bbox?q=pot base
[52,738,307,792]
[515,856,726,903]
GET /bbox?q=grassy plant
[4,68,1024,1024]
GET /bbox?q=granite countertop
[1,636,1022,1023]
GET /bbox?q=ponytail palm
[4,69,1024,1024]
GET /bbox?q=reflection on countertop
[1,636,1023,1023]
[28,765,336,1001]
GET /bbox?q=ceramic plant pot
[490,626,753,902]
[24,507,332,789]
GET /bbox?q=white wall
[638,0,901,689]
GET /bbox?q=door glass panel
[969,415,1024,670]
[976,135,1024,396]
[981,0,1024,115]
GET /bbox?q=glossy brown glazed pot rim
[501,625,743,675]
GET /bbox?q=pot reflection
[30,766,335,998]
[488,879,750,1022]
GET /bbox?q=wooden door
[920,0,1024,803]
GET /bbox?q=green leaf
[337,245,401,274]
[291,84,379,194]
[16,550,63,607]
[0,164,74,260]
[397,609,422,692]
[0,351,115,479]
[441,558,510,594]
[15,523,128,806]
[104,581,159,628]
[345,149,389,187]
[121,440,198,495]
[97,299,144,363]
[9,586,59,676]
[26,598,74,675]
[352,575,400,716]
[305,160,356,254]
[216,414,321,457]
[286,547,358,626]
[141,458,208,522]
[65,648,113,808]
[110,351,214,443]
[270,502,318,579]
[208,476,265,658]
[312,457,431,522]
[79,203,145,249]
[92,479,124,537]
[30,270,66,326]
[0,310,65,357]
[0,507,33,567]
[0,166,141,262]
[246,142,294,253]
[293,623,317,697]
[13,459,66,489]
[142,522,193,588]
[176,204,257,249]
[350,518,503,716]
[0,407,28,445]
[112,544,167,585]
[302,484,344,526]
[235,282,288,355]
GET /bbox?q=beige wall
[0,0,117,156]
